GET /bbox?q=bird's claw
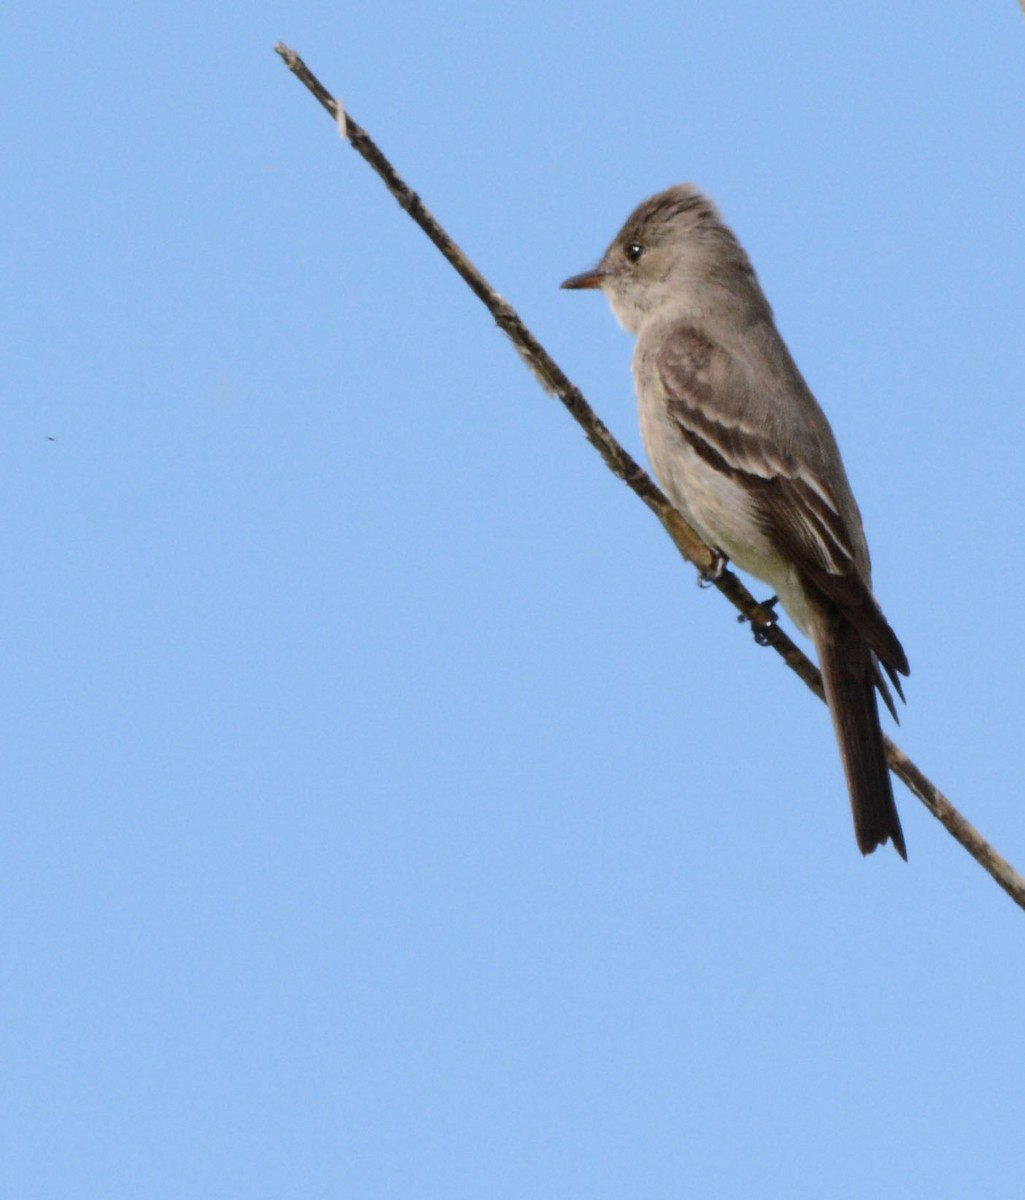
[738,594,779,645]
[698,549,729,588]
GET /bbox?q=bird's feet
[697,548,729,588]
[738,594,779,645]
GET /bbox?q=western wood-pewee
[563,184,908,859]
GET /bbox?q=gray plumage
[563,184,907,859]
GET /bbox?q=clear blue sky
[5,3,1025,1196]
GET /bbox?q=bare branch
[274,42,1025,913]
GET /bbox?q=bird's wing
[655,330,908,684]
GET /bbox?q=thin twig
[274,42,1025,913]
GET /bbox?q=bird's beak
[560,267,607,290]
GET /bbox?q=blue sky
[5,3,1025,1196]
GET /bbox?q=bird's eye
[625,243,644,263]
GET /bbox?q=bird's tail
[809,603,907,860]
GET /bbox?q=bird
[562,184,908,859]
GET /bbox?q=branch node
[398,189,421,215]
